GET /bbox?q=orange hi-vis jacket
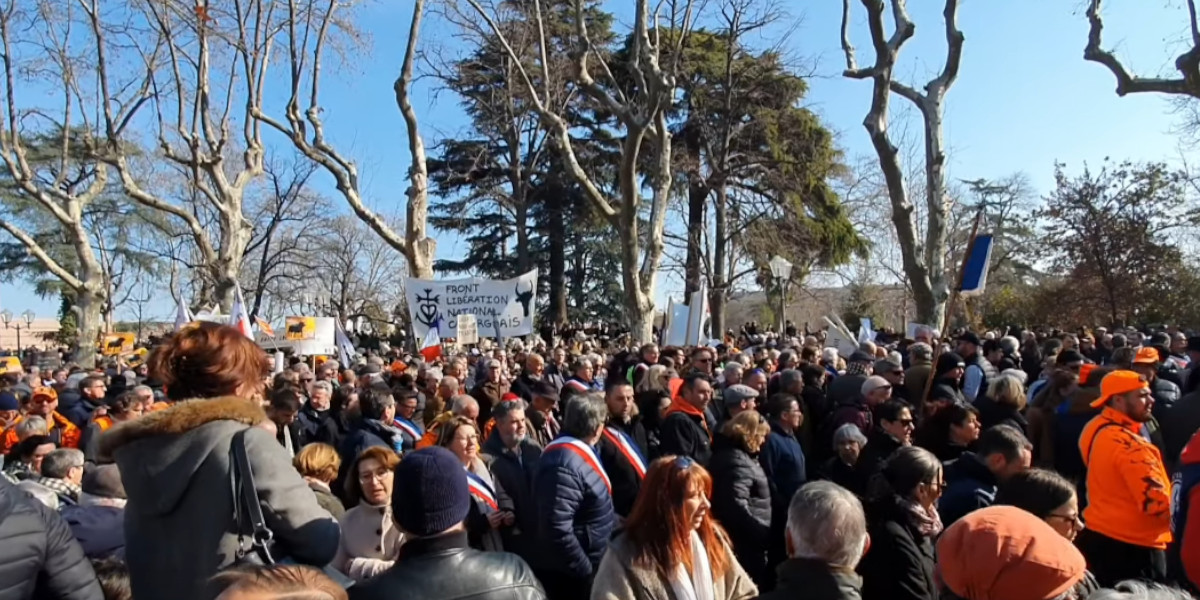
[1080,407,1172,549]
[92,414,114,432]
[1,411,82,454]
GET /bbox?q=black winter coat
[59,504,125,559]
[974,395,1029,438]
[1151,378,1181,423]
[0,479,103,600]
[659,410,712,465]
[1165,391,1200,469]
[858,495,937,600]
[938,452,997,528]
[480,430,543,563]
[708,434,771,585]
[854,429,904,497]
[349,530,545,600]
[756,557,863,600]
[296,405,331,447]
[596,418,649,518]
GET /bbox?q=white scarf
[668,530,714,600]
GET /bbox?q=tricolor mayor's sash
[602,427,647,479]
[465,469,498,511]
[544,435,612,493]
[393,417,423,441]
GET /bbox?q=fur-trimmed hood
[98,396,268,518]
[98,396,265,460]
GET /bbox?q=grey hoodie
[99,396,339,600]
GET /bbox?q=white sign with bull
[404,270,538,341]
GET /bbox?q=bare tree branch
[1085,0,1200,98]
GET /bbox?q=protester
[297,379,333,446]
[338,385,402,475]
[995,468,1085,541]
[596,381,648,518]
[1078,370,1172,587]
[80,393,142,463]
[209,565,349,600]
[293,442,345,521]
[334,446,404,581]
[590,456,757,600]
[3,433,55,482]
[391,389,423,452]
[913,402,980,462]
[975,373,1029,436]
[481,398,542,563]
[925,352,967,414]
[533,393,615,599]
[64,376,107,430]
[1,386,80,453]
[349,446,546,600]
[660,373,716,465]
[36,448,85,506]
[264,385,302,458]
[634,364,674,458]
[957,332,997,402]
[709,410,772,587]
[525,381,561,447]
[99,322,337,600]
[858,445,942,600]
[0,477,103,599]
[819,423,867,491]
[938,424,1032,526]
[759,393,807,572]
[755,481,867,600]
[1133,347,1181,422]
[854,400,914,496]
[59,463,127,559]
[937,505,1092,600]
[437,415,512,551]
[903,343,934,411]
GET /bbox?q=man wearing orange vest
[1,387,81,454]
[1078,369,1171,586]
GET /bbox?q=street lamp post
[768,255,793,336]
[0,309,34,360]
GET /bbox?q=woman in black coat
[709,410,772,588]
[913,403,981,463]
[858,446,942,600]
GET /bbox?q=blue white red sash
[545,436,612,494]
[465,469,498,511]
[393,417,422,441]
[602,427,646,479]
[564,379,590,393]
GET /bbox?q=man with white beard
[480,398,543,565]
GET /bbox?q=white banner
[405,270,538,340]
[457,314,479,345]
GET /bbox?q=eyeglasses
[358,468,393,483]
[301,378,314,383]
[898,418,915,427]
[1047,512,1084,528]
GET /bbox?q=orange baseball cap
[1133,347,1160,365]
[31,386,58,402]
[1078,363,1096,385]
[1090,370,1149,408]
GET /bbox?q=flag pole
[920,208,984,408]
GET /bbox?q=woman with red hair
[590,456,757,600]
[99,322,339,600]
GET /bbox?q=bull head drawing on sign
[515,282,534,318]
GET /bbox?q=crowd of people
[2,320,1200,599]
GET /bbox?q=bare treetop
[1085,0,1200,98]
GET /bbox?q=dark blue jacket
[62,395,99,432]
[759,422,807,518]
[336,419,402,503]
[938,451,997,526]
[533,435,614,578]
[59,504,125,559]
[296,405,330,447]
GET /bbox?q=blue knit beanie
[392,446,470,536]
[0,391,18,412]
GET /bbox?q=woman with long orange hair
[590,455,757,600]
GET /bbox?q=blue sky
[1,0,1190,323]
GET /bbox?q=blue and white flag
[960,234,994,298]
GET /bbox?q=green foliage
[1036,160,1198,327]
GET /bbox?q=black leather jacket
[348,530,545,600]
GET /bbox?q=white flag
[173,296,194,331]
[334,318,356,366]
[228,287,253,339]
